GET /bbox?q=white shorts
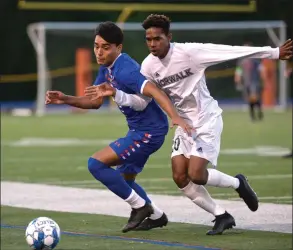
[171,115,223,167]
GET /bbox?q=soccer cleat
[122,203,153,233]
[235,174,259,212]
[206,212,236,235]
[134,213,168,231]
[127,209,137,222]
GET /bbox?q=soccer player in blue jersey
[45,21,191,233]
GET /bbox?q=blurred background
[0,0,292,114]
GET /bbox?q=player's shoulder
[173,42,189,49]
[118,53,140,70]
[174,42,203,51]
[121,53,140,68]
[141,53,155,70]
[172,42,194,56]
[116,53,142,78]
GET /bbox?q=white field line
[1,181,291,234]
[6,138,113,147]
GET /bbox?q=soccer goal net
[27,21,288,116]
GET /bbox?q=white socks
[180,181,225,216]
[206,168,240,189]
[125,191,164,220]
[125,190,146,209]
[149,202,164,220]
[125,170,238,218]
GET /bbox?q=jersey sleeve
[119,69,148,94]
[114,89,151,111]
[93,68,106,86]
[184,42,279,70]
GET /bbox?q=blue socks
[125,180,152,204]
[88,157,153,206]
[88,157,132,200]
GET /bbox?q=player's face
[94,35,122,66]
[145,27,171,59]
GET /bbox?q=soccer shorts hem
[110,130,165,174]
[171,115,223,167]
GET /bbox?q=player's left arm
[85,82,151,111]
[141,81,175,116]
[106,84,151,111]
[120,70,193,135]
[186,39,293,69]
[142,81,193,135]
[114,89,151,111]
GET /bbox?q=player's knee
[88,157,107,180]
[122,173,137,181]
[188,167,208,185]
[123,174,136,187]
[172,172,189,188]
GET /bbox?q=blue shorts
[109,130,165,174]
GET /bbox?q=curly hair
[142,14,171,35]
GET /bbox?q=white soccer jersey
[140,43,279,127]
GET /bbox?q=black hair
[142,14,171,35]
[95,21,123,45]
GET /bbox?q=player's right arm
[45,68,105,109]
[84,83,151,111]
[45,91,103,109]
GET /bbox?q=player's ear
[117,44,123,53]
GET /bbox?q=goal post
[27,21,287,116]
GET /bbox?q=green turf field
[1,206,292,250]
[1,110,292,250]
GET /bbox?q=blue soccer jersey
[94,53,169,136]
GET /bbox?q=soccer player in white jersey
[90,15,293,235]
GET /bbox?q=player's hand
[279,39,293,60]
[45,91,66,104]
[84,86,99,100]
[171,116,194,136]
[85,83,116,100]
[98,83,117,97]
